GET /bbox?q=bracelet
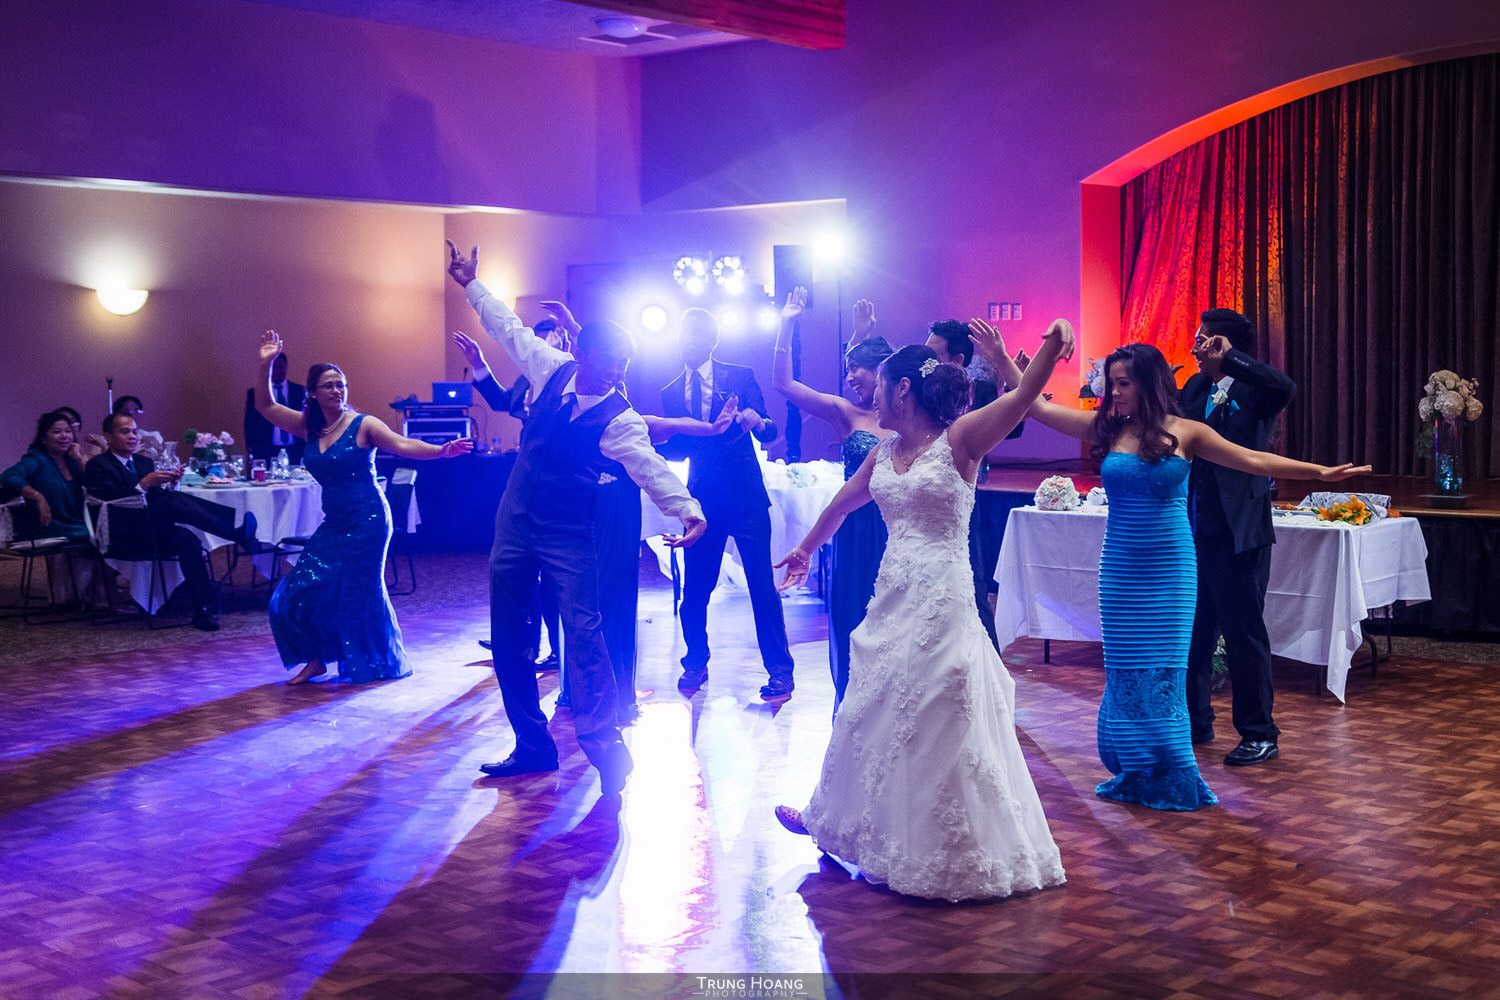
[774,346,793,354]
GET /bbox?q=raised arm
[967,318,1027,390]
[358,416,473,460]
[774,446,878,591]
[1174,419,1369,481]
[538,299,581,353]
[447,242,568,389]
[849,298,877,345]
[255,331,309,438]
[772,287,858,435]
[1220,345,1297,413]
[950,319,1073,470]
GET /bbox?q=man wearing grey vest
[448,242,706,796]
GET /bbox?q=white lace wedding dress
[799,431,1065,901]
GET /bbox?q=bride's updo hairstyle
[880,344,972,426]
[1089,342,1181,464]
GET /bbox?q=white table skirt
[105,482,325,613]
[993,505,1431,703]
[640,459,843,594]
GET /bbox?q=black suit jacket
[474,373,531,422]
[83,451,162,555]
[659,361,777,515]
[244,383,307,462]
[1179,349,1296,553]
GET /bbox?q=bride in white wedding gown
[774,321,1071,902]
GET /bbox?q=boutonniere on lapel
[1210,385,1230,408]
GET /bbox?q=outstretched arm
[1175,419,1369,480]
[358,417,474,460]
[775,446,877,591]
[255,331,309,439]
[950,319,1073,468]
[643,400,737,444]
[772,287,858,435]
[601,411,706,548]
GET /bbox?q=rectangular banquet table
[993,505,1432,702]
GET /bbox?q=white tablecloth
[640,459,843,594]
[105,482,325,613]
[994,505,1431,702]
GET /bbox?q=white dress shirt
[465,280,702,523]
[271,381,294,446]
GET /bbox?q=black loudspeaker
[773,245,814,309]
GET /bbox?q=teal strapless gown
[828,430,887,709]
[269,414,411,682]
[1095,453,1215,810]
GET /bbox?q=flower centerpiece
[183,429,235,474]
[1417,370,1483,494]
[1078,359,1105,407]
[1034,475,1081,511]
[1314,495,1373,526]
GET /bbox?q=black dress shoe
[191,608,220,632]
[478,639,492,651]
[478,753,559,778]
[534,652,560,672]
[1224,739,1278,766]
[238,513,262,555]
[760,676,795,701]
[618,703,641,726]
[597,742,634,797]
[677,667,708,690]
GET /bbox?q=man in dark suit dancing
[1179,308,1296,766]
[84,413,260,630]
[244,351,306,463]
[449,242,705,796]
[660,308,797,701]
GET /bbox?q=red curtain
[1121,55,1500,475]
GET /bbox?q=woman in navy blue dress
[772,288,893,711]
[255,331,472,684]
[980,334,1366,810]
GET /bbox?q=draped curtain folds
[1121,55,1500,476]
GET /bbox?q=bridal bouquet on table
[1034,476,1081,511]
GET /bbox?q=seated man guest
[245,351,307,463]
[84,413,260,630]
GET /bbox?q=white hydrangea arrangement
[1418,370,1483,424]
[1034,476,1081,511]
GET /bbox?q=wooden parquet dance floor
[2,567,1499,999]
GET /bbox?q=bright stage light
[684,275,707,296]
[813,230,848,265]
[639,304,669,333]
[711,255,746,295]
[673,255,707,288]
[717,306,743,332]
[756,305,780,332]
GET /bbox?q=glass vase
[1434,418,1464,494]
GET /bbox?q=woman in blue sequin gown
[772,289,893,709]
[254,332,473,684]
[1011,342,1368,810]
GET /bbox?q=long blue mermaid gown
[1095,452,1216,810]
[269,414,411,682]
[828,430,887,709]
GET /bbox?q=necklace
[892,429,940,473]
[319,409,350,438]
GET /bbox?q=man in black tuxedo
[244,352,306,463]
[84,414,260,630]
[660,308,796,701]
[1179,308,1296,766]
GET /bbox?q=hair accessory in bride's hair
[918,358,939,377]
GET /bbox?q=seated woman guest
[2,411,89,541]
[256,330,473,684]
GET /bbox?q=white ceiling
[239,0,745,56]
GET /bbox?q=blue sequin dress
[1095,453,1216,810]
[828,429,887,708]
[269,414,411,682]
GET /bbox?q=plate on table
[1274,506,1319,517]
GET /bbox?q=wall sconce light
[96,287,149,316]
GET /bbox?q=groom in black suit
[1179,308,1296,767]
[660,308,796,701]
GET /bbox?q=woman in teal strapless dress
[253,331,474,684]
[983,338,1367,810]
[771,289,893,710]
